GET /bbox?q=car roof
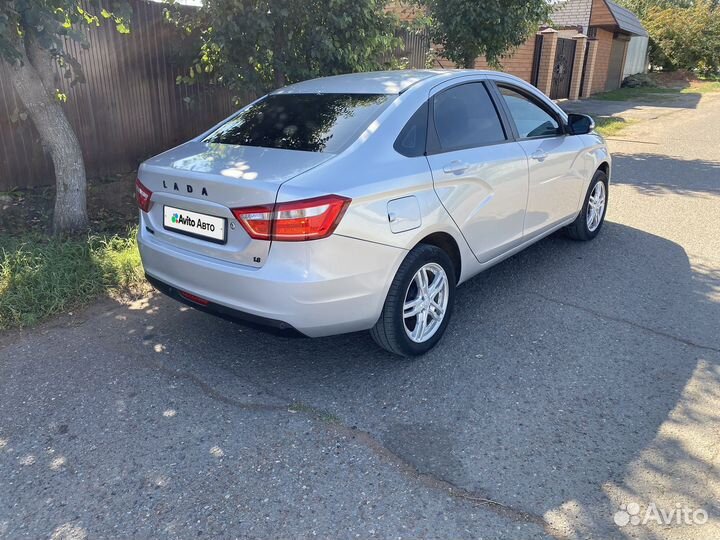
[272,69,504,95]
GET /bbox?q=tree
[642,1,720,74]
[415,0,550,68]
[170,0,401,98]
[0,0,130,234]
[614,0,692,20]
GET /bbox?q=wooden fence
[0,0,237,191]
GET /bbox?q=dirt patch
[650,70,716,90]
[0,171,137,236]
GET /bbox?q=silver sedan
[137,69,610,356]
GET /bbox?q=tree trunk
[9,36,88,234]
[463,54,476,69]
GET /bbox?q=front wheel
[566,169,608,241]
[370,244,456,357]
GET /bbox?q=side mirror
[566,113,595,135]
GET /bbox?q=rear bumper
[138,225,406,337]
[145,273,304,336]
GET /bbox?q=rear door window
[204,93,392,153]
[432,83,507,152]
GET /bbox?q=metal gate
[550,38,576,99]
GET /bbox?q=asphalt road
[2,95,720,540]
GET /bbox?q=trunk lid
[139,141,333,268]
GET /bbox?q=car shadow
[135,218,719,537]
[611,153,720,196]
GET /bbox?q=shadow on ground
[1,209,718,537]
[126,220,719,537]
[612,153,720,196]
[561,92,703,118]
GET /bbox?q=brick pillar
[581,39,599,98]
[569,33,588,100]
[536,28,558,96]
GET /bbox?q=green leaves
[0,0,132,63]
[172,0,401,96]
[637,0,720,74]
[416,0,549,68]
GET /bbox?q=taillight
[231,195,351,242]
[230,205,274,241]
[135,178,153,213]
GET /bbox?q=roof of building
[551,0,593,32]
[605,0,648,36]
[550,0,647,37]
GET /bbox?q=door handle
[530,149,548,161]
[443,160,469,174]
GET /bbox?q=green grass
[681,81,720,94]
[593,79,720,101]
[0,227,145,330]
[593,116,634,137]
[593,86,677,101]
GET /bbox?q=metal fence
[0,3,433,191]
[0,0,237,191]
[397,28,431,69]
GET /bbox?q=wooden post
[536,28,558,96]
[569,33,588,100]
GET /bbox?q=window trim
[426,81,513,156]
[489,81,568,141]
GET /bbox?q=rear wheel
[566,169,608,241]
[370,244,456,357]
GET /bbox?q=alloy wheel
[403,263,449,343]
[586,181,606,232]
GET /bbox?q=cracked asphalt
[2,94,720,540]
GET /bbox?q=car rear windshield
[203,93,392,153]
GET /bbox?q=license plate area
[163,205,227,244]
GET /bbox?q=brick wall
[591,28,613,94]
[590,0,617,26]
[471,38,538,83]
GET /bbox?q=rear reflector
[231,195,351,242]
[135,178,153,213]
[179,290,209,306]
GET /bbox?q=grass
[0,227,145,330]
[593,87,677,101]
[681,81,720,94]
[593,116,634,137]
[593,78,720,101]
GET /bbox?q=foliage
[617,0,720,75]
[0,227,144,329]
[414,0,550,68]
[614,0,692,20]
[644,1,720,74]
[0,0,131,83]
[169,0,401,97]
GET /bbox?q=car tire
[370,244,456,357]
[565,169,609,241]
